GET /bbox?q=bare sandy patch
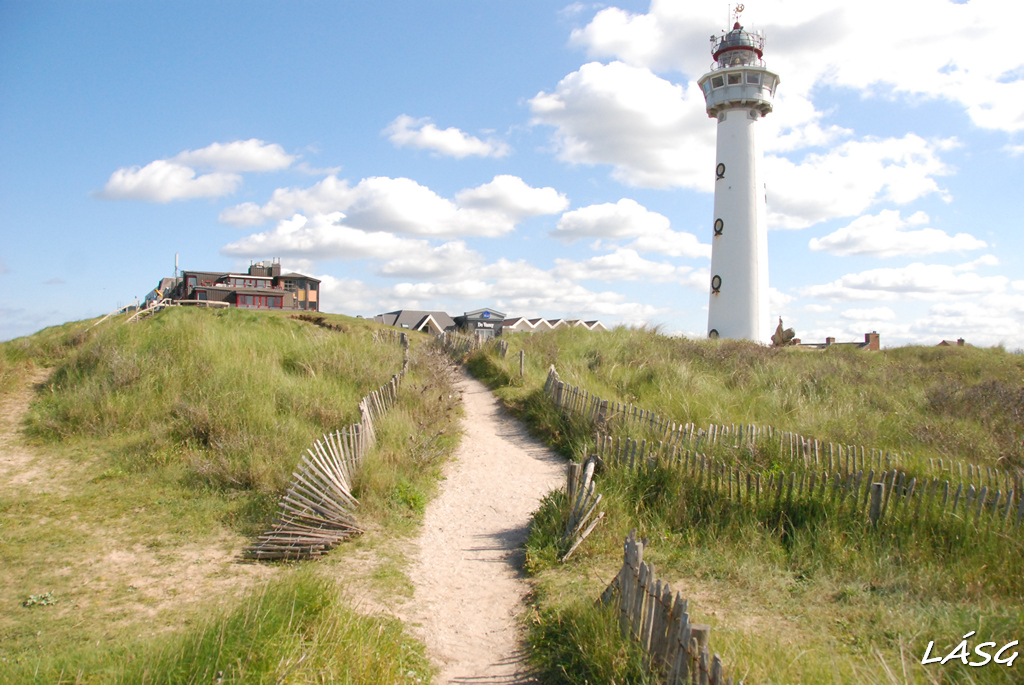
[0,367,276,644]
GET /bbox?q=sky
[2,0,1024,347]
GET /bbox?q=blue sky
[3,0,1023,347]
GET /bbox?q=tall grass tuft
[527,591,656,685]
[23,308,403,492]
[6,568,431,684]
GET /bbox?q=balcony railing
[709,57,766,71]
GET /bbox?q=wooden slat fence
[596,436,1024,532]
[543,366,1020,494]
[244,348,407,560]
[544,366,1023,534]
[561,458,605,561]
[439,331,482,359]
[372,328,404,345]
[600,530,739,685]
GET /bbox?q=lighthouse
[698,10,779,343]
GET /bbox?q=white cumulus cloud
[172,139,295,172]
[552,248,682,282]
[218,174,565,238]
[570,1,1024,134]
[809,210,987,257]
[98,139,294,203]
[553,198,710,258]
[98,160,241,203]
[766,135,956,229]
[530,61,714,190]
[801,261,1009,301]
[841,306,896,321]
[221,212,431,261]
[377,241,485,279]
[385,115,511,158]
[529,61,955,229]
[389,258,665,324]
[454,175,569,218]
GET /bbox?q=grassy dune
[21,307,405,492]
[470,327,1024,684]
[0,309,458,682]
[482,327,1024,471]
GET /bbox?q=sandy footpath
[404,369,565,684]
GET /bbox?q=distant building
[501,317,608,333]
[937,338,967,347]
[375,307,607,337]
[502,317,535,333]
[156,259,320,311]
[454,308,506,339]
[795,332,880,351]
[373,310,457,335]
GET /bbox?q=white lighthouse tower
[698,9,779,343]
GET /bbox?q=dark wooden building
[167,260,321,311]
[454,308,506,339]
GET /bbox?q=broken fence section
[561,457,605,561]
[438,331,482,359]
[244,336,408,561]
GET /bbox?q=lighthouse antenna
[732,4,745,29]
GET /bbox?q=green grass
[471,329,1024,684]
[471,327,1024,471]
[0,309,461,682]
[22,307,404,492]
[3,567,431,684]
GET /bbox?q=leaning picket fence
[596,435,1024,532]
[561,457,605,561]
[243,333,409,560]
[540,366,1019,499]
[601,530,739,685]
[438,330,482,359]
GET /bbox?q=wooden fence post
[869,482,884,525]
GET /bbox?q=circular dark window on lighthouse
[709,329,720,339]
[716,163,726,179]
[711,275,722,294]
[713,219,724,236]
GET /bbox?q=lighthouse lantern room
[698,6,779,343]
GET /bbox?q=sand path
[405,369,565,684]
[0,367,60,490]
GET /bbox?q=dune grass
[0,309,460,682]
[21,307,404,492]
[472,326,1024,471]
[3,567,431,684]
[470,328,1024,684]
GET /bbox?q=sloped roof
[277,272,321,283]
[462,307,506,319]
[374,310,456,330]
